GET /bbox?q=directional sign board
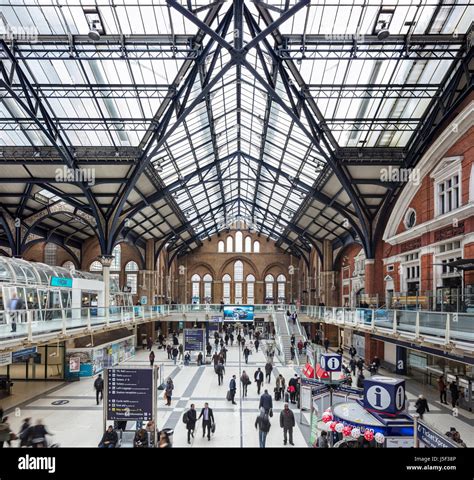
[106,368,155,421]
[320,353,342,372]
[184,329,205,352]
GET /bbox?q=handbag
[269,409,273,418]
[211,423,216,434]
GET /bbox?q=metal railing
[297,306,474,346]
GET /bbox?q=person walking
[230,332,234,346]
[349,346,356,359]
[29,419,51,448]
[8,292,25,333]
[438,375,447,404]
[449,381,459,409]
[197,352,203,366]
[94,374,104,405]
[259,389,273,415]
[297,339,304,356]
[149,350,155,367]
[184,352,191,366]
[18,417,32,448]
[184,404,197,444]
[147,337,153,351]
[288,374,298,404]
[356,371,365,389]
[172,346,178,365]
[165,377,174,406]
[275,374,285,400]
[356,357,365,374]
[241,370,250,398]
[241,337,246,351]
[323,338,330,352]
[290,346,295,361]
[198,403,215,441]
[206,342,212,356]
[290,334,296,348]
[229,375,237,405]
[166,344,172,359]
[224,333,229,346]
[415,394,430,420]
[243,346,250,364]
[254,339,259,352]
[216,362,225,386]
[254,367,264,395]
[280,403,295,446]
[178,344,184,360]
[255,407,271,448]
[349,358,356,376]
[264,361,273,383]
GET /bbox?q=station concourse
[0,0,473,454]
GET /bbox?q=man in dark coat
[94,374,104,405]
[98,425,118,448]
[259,389,273,414]
[254,368,264,394]
[185,404,197,444]
[279,403,295,446]
[229,375,237,405]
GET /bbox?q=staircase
[274,312,306,365]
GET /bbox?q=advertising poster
[223,305,255,321]
[0,351,12,367]
[69,356,81,373]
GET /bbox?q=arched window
[191,274,201,303]
[226,236,233,253]
[265,274,274,301]
[235,231,243,252]
[218,240,225,253]
[110,244,121,271]
[90,261,103,272]
[62,261,75,271]
[125,261,139,294]
[245,236,252,253]
[246,274,255,304]
[222,274,231,304]
[44,243,57,266]
[277,274,286,303]
[203,274,213,301]
[234,261,243,304]
[253,241,260,253]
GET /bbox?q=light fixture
[88,22,101,41]
[155,162,163,173]
[377,22,390,40]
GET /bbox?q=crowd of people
[0,409,54,448]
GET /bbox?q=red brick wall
[23,242,77,267]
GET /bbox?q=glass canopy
[0,0,471,255]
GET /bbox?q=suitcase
[284,392,290,403]
[274,390,281,401]
[226,390,232,401]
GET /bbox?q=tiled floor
[1,336,472,448]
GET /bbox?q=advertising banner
[184,329,205,352]
[0,351,12,366]
[106,368,154,421]
[223,305,254,321]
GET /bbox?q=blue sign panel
[396,346,407,375]
[106,368,154,421]
[223,305,254,321]
[417,422,458,448]
[184,329,205,352]
[50,276,73,288]
[363,376,405,416]
[12,347,37,361]
[320,353,342,372]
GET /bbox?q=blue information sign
[50,276,73,288]
[223,305,254,321]
[184,329,205,352]
[12,347,37,361]
[106,368,154,421]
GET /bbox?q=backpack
[182,411,189,424]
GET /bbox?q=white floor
[2,334,473,448]
[1,336,308,448]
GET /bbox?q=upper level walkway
[299,305,474,355]
[0,303,473,356]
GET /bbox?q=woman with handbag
[240,370,251,397]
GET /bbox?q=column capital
[365,259,376,265]
[97,255,115,267]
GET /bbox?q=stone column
[98,255,114,323]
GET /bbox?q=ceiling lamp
[88,21,101,41]
[377,22,390,40]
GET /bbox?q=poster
[69,356,80,373]
[223,305,254,321]
[0,351,12,367]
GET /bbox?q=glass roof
[0,0,471,254]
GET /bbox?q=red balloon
[364,430,374,441]
[322,412,332,423]
[342,426,352,437]
[329,421,337,431]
